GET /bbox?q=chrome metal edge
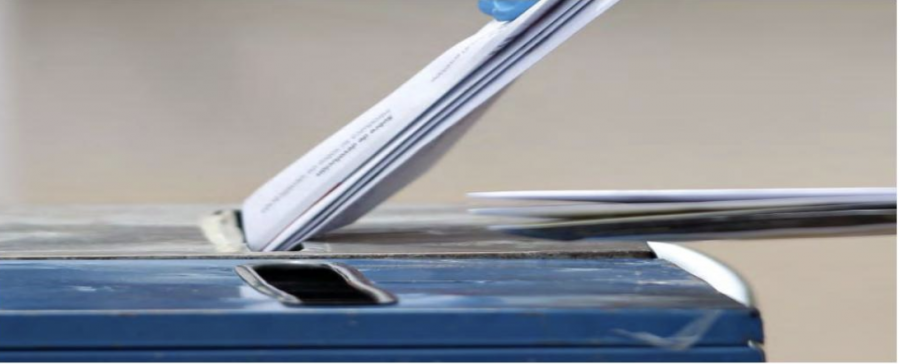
[648,242,755,307]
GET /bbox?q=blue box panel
[0,258,763,361]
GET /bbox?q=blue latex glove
[479,0,540,21]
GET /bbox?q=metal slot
[235,262,396,306]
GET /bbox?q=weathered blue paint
[0,259,763,361]
[1,347,764,362]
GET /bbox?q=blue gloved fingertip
[479,0,540,22]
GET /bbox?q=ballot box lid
[0,204,653,259]
[0,258,762,350]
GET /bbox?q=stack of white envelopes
[241,0,622,251]
[469,188,897,241]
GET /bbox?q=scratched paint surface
[0,258,762,350]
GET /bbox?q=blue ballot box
[0,206,764,362]
[0,258,763,362]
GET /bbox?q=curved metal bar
[648,242,755,307]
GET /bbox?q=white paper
[470,195,899,219]
[242,0,622,251]
[269,0,620,250]
[488,202,896,241]
[468,187,898,203]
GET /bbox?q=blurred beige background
[0,0,895,361]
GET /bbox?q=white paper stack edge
[242,0,622,251]
[468,188,897,241]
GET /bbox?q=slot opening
[236,262,396,306]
